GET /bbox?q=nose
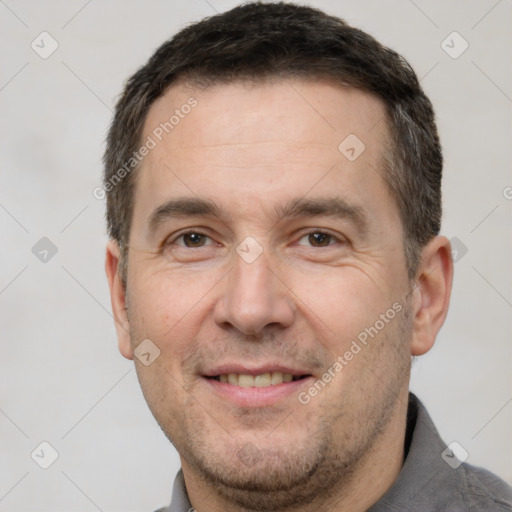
[213,248,295,336]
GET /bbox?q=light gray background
[1,1,511,510]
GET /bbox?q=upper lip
[202,364,313,377]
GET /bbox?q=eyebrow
[147,196,368,234]
[147,197,223,233]
[273,197,369,233]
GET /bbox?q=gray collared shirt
[156,394,512,511]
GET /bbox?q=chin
[187,441,357,511]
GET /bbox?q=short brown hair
[104,2,442,281]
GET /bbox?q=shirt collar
[367,393,462,511]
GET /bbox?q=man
[103,3,512,511]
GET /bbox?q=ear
[105,240,133,360]
[410,235,454,356]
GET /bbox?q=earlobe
[410,236,454,356]
[105,240,134,360]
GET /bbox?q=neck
[182,390,409,512]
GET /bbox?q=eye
[297,231,338,247]
[162,229,222,263]
[172,231,215,248]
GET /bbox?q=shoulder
[459,462,512,511]
[372,394,512,512]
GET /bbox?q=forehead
[144,77,387,152]
[134,78,392,227]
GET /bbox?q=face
[113,79,419,508]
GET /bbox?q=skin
[106,79,453,512]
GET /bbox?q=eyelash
[168,231,216,248]
[165,229,343,249]
[296,231,340,247]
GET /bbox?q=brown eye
[297,232,336,247]
[308,232,332,247]
[175,232,212,247]
[298,231,336,247]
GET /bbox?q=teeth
[216,371,297,387]
[254,373,271,387]
[271,372,283,385]
[238,374,254,388]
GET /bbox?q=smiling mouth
[206,372,311,388]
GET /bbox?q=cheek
[289,266,392,341]
[126,269,218,361]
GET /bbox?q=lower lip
[202,376,313,407]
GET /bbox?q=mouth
[206,371,311,388]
